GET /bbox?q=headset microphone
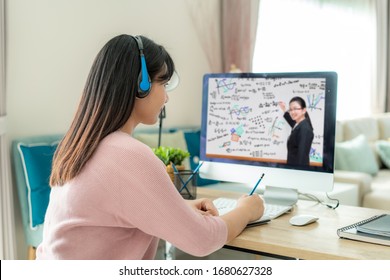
[132,36,151,98]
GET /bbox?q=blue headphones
[132,36,152,98]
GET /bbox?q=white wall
[6,0,210,140]
[5,0,211,259]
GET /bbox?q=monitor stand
[263,186,298,206]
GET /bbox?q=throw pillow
[376,140,390,168]
[18,142,58,229]
[335,134,379,175]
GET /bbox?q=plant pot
[166,164,185,182]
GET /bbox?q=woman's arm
[283,111,296,128]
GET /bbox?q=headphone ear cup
[136,55,151,98]
[136,71,151,98]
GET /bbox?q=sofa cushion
[376,114,390,139]
[363,190,390,210]
[342,117,379,142]
[334,170,372,204]
[335,134,379,176]
[335,121,344,143]
[375,140,390,168]
[17,142,58,229]
[363,170,390,210]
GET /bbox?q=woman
[278,96,314,166]
[36,34,264,260]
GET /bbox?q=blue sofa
[11,134,62,259]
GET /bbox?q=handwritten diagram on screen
[205,77,326,166]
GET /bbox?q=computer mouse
[289,214,319,226]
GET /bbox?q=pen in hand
[249,173,265,195]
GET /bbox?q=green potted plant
[152,146,190,181]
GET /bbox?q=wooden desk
[198,187,390,260]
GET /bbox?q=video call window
[201,72,337,174]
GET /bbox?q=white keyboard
[213,197,292,221]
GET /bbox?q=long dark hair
[289,96,313,129]
[50,34,175,186]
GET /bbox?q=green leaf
[152,146,190,166]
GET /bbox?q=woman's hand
[220,194,265,242]
[278,101,286,112]
[187,198,219,216]
[236,194,264,222]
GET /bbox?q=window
[253,0,376,120]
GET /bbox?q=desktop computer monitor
[199,72,337,203]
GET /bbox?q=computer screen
[199,72,337,199]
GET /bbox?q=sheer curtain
[387,0,390,112]
[186,0,223,72]
[373,0,388,113]
[186,0,260,72]
[253,0,379,120]
[221,0,260,72]
[387,1,390,112]
[0,0,17,259]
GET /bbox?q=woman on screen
[278,96,314,166]
[36,34,264,260]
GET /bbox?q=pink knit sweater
[36,131,227,260]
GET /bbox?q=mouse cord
[298,192,340,209]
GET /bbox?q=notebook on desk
[213,197,292,227]
[356,214,390,237]
[337,214,390,246]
